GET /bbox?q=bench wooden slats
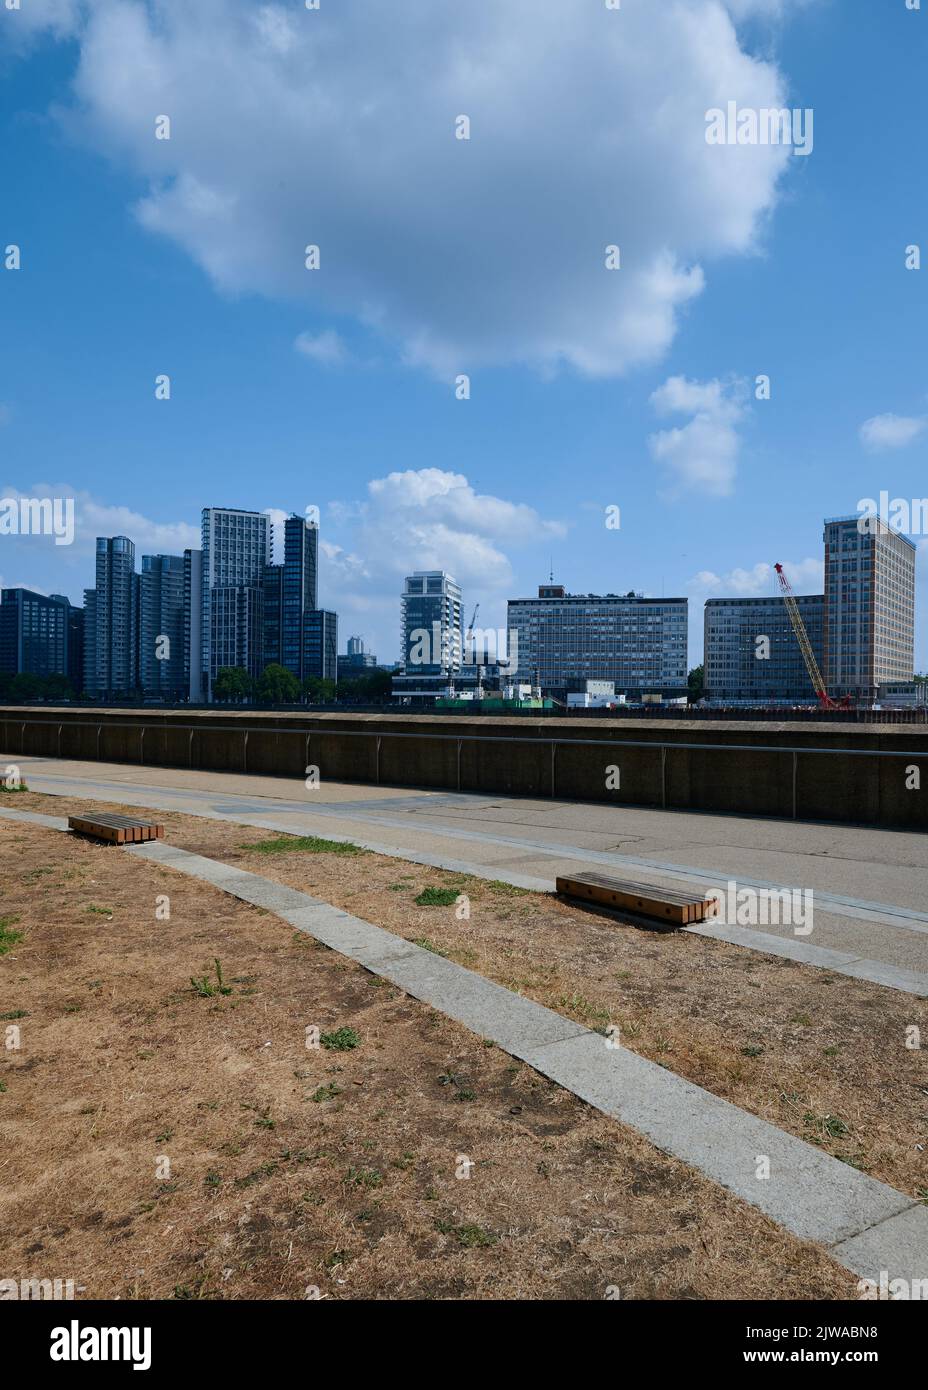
[556,871,718,928]
[68,814,164,845]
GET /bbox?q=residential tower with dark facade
[84,535,139,699]
[0,588,71,682]
[140,554,187,699]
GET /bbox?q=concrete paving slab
[288,908,423,964]
[358,945,590,1053]
[0,805,68,831]
[831,1205,928,1286]
[130,842,260,891]
[518,1031,914,1250]
[133,841,345,917]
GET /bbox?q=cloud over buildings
[30,0,801,379]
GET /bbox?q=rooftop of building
[509,592,687,604]
[824,516,918,549]
[705,593,823,606]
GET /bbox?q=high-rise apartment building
[82,590,96,696]
[303,609,338,683]
[282,514,318,676]
[507,584,687,698]
[49,595,85,693]
[703,594,825,704]
[201,508,271,697]
[259,514,331,684]
[183,549,203,703]
[0,589,70,680]
[261,563,284,669]
[209,584,265,683]
[823,516,916,701]
[84,536,139,698]
[140,555,186,699]
[393,571,463,700]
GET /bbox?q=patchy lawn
[164,807,928,1199]
[0,807,860,1301]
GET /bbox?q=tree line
[212,664,393,705]
[0,665,393,705]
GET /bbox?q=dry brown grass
[155,806,928,1199]
[0,805,861,1301]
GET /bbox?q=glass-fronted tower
[85,536,139,699]
[140,554,186,699]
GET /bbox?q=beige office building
[823,516,916,701]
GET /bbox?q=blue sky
[1,0,926,668]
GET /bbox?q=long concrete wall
[1,706,926,829]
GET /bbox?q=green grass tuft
[487,879,531,896]
[320,1026,360,1052]
[190,959,233,998]
[414,887,459,907]
[244,835,362,856]
[413,937,449,956]
[310,1082,342,1103]
[0,917,23,956]
[435,1221,498,1248]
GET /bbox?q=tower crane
[773,562,851,710]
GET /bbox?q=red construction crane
[773,562,851,711]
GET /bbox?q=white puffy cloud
[368,469,564,549]
[689,557,823,597]
[319,468,565,659]
[78,498,199,555]
[340,469,564,590]
[0,482,198,558]
[648,375,747,496]
[859,413,927,452]
[21,0,807,378]
[0,481,199,602]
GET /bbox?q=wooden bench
[556,871,718,929]
[68,813,165,845]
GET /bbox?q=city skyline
[2,1,927,672]
[3,496,919,708]
[1,494,924,681]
